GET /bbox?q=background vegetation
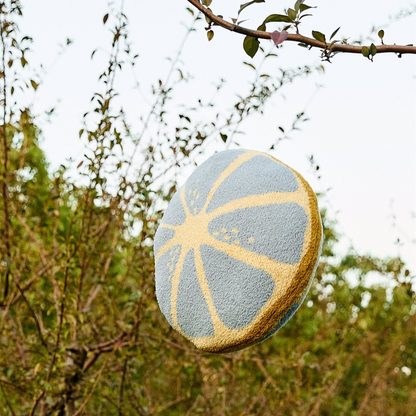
[0,1,415,415]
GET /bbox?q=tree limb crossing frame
[187,0,416,56]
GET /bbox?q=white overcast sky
[19,1,416,280]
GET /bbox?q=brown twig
[118,357,128,416]
[184,394,201,416]
[0,10,11,303]
[0,379,26,394]
[187,0,416,56]
[244,359,281,415]
[72,361,106,416]
[10,256,62,306]
[30,251,71,415]
[86,332,127,352]
[29,392,44,416]
[157,395,185,413]
[0,384,17,416]
[356,342,399,416]
[12,204,47,265]
[12,275,48,350]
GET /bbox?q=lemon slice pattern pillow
[154,149,322,353]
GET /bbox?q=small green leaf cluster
[243,0,316,58]
[310,27,341,61]
[362,43,378,61]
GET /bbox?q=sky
[18,0,416,281]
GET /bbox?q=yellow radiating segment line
[155,237,180,262]
[201,150,257,214]
[154,223,179,260]
[260,151,316,255]
[170,246,189,333]
[180,183,192,218]
[155,186,190,260]
[203,236,297,289]
[194,246,230,336]
[158,223,177,230]
[206,190,305,220]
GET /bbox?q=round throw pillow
[154,149,322,353]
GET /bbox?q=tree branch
[12,276,49,350]
[0,10,11,304]
[187,0,416,56]
[0,384,17,416]
[72,361,105,416]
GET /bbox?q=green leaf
[369,43,377,56]
[378,29,384,40]
[103,13,109,24]
[207,30,214,41]
[361,46,370,57]
[30,79,38,91]
[263,14,292,24]
[43,381,53,391]
[300,4,315,12]
[294,1,304,12]
[312,30,326,43]
[243,61,256,70]
[243,35,260,58]
[287,8,297,21]
[330,27,340,40]
[202,0,212,6]
[257,23,266,31]
[220,133,228,143]
[238,0,265,16]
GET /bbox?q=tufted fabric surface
[154,149,322,353]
